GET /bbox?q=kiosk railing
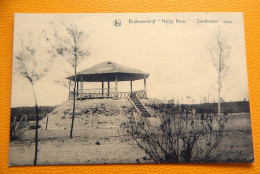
[69,88,146,100]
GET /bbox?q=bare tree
[122,105,227,163]
[14,32,55,165]
[48,23,90,138]
[207,29,230,117]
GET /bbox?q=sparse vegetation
[10,106,56,140]
[8,99,253,165]
[122,104,228,163]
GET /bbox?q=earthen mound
[39,98,162,130]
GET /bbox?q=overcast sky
[11,13,249,106]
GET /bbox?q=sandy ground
[9,113,254,166]
[9,130,147,165]
[8,100,254,165]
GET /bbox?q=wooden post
[102,81,104,97]
[76,81,79,97]
[45,116,49,130]
[26,115,29,126]
[130,80,133,93]
[90,112,92,129]
[108,81,110,97]
[115,74,118,99]
[85,82,87,97]
[144,77,147,98]
[80,76,83,101]
[68,80,71,100]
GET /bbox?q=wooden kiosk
[66,61,149,100]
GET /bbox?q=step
[129,97,151,117]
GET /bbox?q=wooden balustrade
[83,88,116,95]
[135,90,146,98]
[69,88,146,100]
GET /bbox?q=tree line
[11,106,56,122]
[156,101,250,114]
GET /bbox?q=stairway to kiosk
[129,93,151,117]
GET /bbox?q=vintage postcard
[9,13,253,165]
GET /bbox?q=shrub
[122,106,227,163]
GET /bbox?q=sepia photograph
[9,12,254,165]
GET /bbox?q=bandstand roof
[66,61,149,82]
